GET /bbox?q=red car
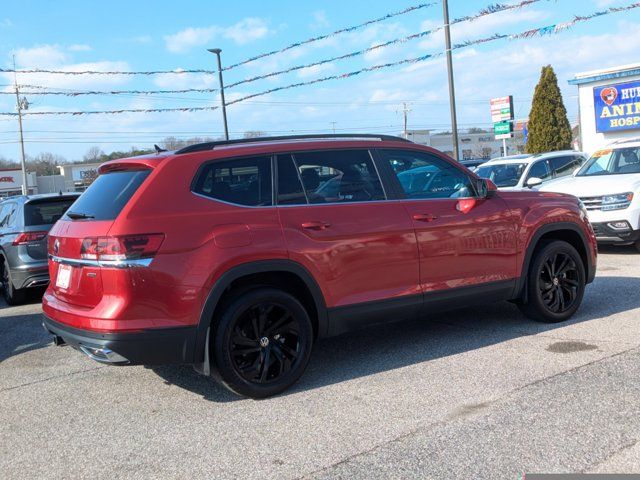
[43,135,597,398]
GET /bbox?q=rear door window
[550,156,581,178]
[193,156,272,206]
[526,160,551,182]
[65,170,150,221]
[291,149,385,204]
[25,198,77,226]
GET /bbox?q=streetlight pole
[208,48,229,140]
[442,0,460,161]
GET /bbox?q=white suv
[539,139,640,252]
[474,151,588,191]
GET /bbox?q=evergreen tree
[525,65,572,153]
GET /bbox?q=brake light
[80,234,164,261]
[13,231,47,245]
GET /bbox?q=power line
[0,67,215,75]
[0,87,218,96]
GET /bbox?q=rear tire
[635,239,640,253]
[2,259,26,306]
[518,240,586,323]
[211,288,313,398]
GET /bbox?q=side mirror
[526,177,543,189]
[475,177,498,198]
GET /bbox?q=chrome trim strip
[48,254,153,269]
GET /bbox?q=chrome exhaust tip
[79,345,129,364]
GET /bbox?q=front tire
[2,259,26,305]
[211,288,313,398]
[518,240,586,323]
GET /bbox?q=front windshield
[578,147,640,176]
[475,163,526,187]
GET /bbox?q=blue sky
[1,0,639,161]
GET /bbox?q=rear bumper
[42,314,197,365]
[591,223,640,245]
[10,261,49,289]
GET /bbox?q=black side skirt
[328,279,516,336]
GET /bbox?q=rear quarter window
[65,170,150,221]
[25,198,77,226]
[192,155,272,206]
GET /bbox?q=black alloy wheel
[212,288,313,398]
[230,302,302,384]
[537,251,580,314]
[518,240,586,323]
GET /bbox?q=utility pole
[442,0,460,161]
[330,121,337,134]
[13,56,29,195]
[397,102,412,139]
[207,48,229,140]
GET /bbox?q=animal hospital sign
[594,80,640,133]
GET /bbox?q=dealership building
[569,62,640,154]
[0,162,101,198]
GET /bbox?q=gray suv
[0,193,79,304]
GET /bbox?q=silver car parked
[0,193,79,304]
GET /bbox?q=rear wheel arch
[193,260,328,364]
[516,222,592,300]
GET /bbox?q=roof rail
[174,133,411,154]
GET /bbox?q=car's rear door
[377,148,518,302]
[276,148,421,334]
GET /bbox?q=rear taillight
[13,231,47,245]
[80,234,164,261]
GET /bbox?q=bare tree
[83,146,105,163]
[243,131,267,139]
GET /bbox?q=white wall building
[0,169,38,197]
[56,163,101,192]
[406,129,525,160]
[570,63,640,154]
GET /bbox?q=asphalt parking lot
[1,247,639,479]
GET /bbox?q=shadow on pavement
[152,275,640,401]
[0,291,49,364]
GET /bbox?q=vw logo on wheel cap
[259,337,269,347]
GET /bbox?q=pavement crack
[0,365,107,393]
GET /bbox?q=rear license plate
[56,264,72,289]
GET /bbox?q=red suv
[43,135,597,398]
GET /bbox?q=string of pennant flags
[0,1,639,116]
[0,2,436,77]
[0,87,219,96]
[227,2,640,106]
[226,0,546,89]
[1,106,218,117]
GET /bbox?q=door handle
[301,221,331,231]
[412,213,438,222]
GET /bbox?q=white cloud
[164,26,219,54]
[164,18,270,53]
[153,70,216,89]
[68,44,92,52]
[297,63,336,79]
[0,18,12,28]
[131,35,152,44]
[13,44,69,67]
[223,18,270,45]
[311,10,330,30]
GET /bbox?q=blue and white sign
[594,80,640,133]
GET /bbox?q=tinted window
[194,156,272,207]
[25,198,77,226]
[276,155,307,205]
[66,170,150,221]
[550,156,581,178]
[475,163,526,187]
[526,160,551,182]
[382,150,475,198]
[292,150,385,203]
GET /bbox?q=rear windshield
[25,197,77,226]
[65,170,150,221]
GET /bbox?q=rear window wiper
[66,211,95,220]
